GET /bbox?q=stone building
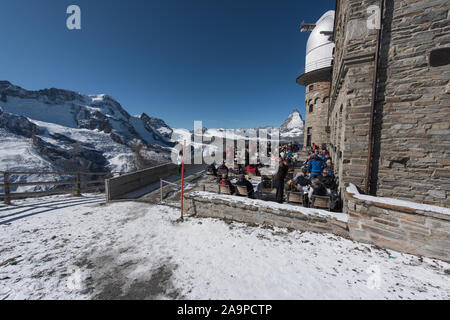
[297,0,450,208]
[297,11,335,148]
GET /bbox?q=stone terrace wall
[184,191,350,238]
[347,188,450,262]
[185,189,449,262]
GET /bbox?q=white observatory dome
[305,10,335,74]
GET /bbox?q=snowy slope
[0,127,59,193]
[31,119,136,174]
[0,196,449,300]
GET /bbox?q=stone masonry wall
[347,191,450,262]
[330,0,449,207]
[329,0,379,199]
[304,81,331,148]
[371,0,450,206]
[184,191,350,238]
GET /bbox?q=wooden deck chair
[218,184,232,195]
[236,186,249,197]
[256,187,276,201]
[311,195,331,210]
[261,178,273,189]
[247,171,257,178]
[258,186,277,195]
[217,168,228,176]
[287,191,303,205]
[285,179,296,191]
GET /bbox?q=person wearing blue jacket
[308,154,325,179]
[324,159,334,176]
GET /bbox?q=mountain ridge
[0,82,174,191]
[174,109,305,143]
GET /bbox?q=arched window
[309,105,313,113]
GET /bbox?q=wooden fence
[0,171,109,205]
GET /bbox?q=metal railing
[297,57,333,76]
[159,179,181,203]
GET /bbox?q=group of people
[205,143,341,211]
[293,147,340,209]
[270,145,340,210]
[207,161,258,198]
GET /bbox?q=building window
[309,105,313,113]
[306,127,312,147]
[309,84,314,91]
[430,48,450,67]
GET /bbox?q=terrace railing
[0,171,109,205]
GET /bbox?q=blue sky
[1,0,335,129]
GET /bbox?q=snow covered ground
[0,195,449,300]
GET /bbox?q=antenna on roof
[300,23,316,33]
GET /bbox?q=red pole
[180,140,186,219]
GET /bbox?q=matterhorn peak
[281,108,304,130]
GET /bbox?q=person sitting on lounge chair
[294,168,311,192]
[318,168,336,191]
[235,174,254,198]
[308,178,327,202]
[217,162,229,175]
[245,164,259,176]
[206,162,217,176]
[219,173,235,194]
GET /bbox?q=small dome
[305,10,335,74]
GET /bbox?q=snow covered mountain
[0,81,174,188]
[279,109,305,142]
[169,109,304,161]
[172,109,305,144]
[141,113,173,138]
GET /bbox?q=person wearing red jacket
[245,164,259,176]
[219,174,235,194]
